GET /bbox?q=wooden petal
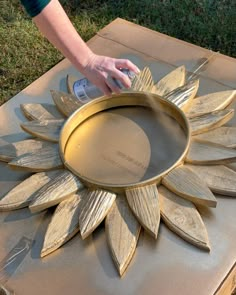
[106,196,141,276]
[0,170,61,211]
[227,162,236,171]
[162,165,217,207]
[186,90,236,118]
[9,145,63,172]
[125,185,160,238]
[159,186,210,250]
[164,79,199,110]
[186,139,236,165]
[51,90,83,117]
[193,127,236,148]
[79,189,116,239]
[0,285,14,295]
[20,103,64,121]
[41,193,82,257]
[67,74,78,94]
[29,171,83,213]
[0,139,55,162]
[189,109,234,135]
[131,67,154,92]
[21,119,64,142]
[153,66,186,97]
[186,164,236,197]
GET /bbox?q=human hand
[81,53,140,96]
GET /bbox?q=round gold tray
[60,92,190,191]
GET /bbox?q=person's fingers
[106,76,122,94]
[109,69,131,89]
[98,81,113,96]
[114,59,140,74]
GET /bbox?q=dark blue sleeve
[20,0,51,17]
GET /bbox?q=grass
[0,0,236,105]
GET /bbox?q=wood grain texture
[186,139,236,165]
[0,170,62,211]
[164,79,199,111]
[0,139,55,162]
[51,90,83,117]
[20,103,64,121]
[131,67,154,92]
[193,127,236,148]
[9,144,63,172]
[189,109,234,135]
[41,193,82,257]
[159,185,210,250]
[106,196,141,276]
[29,170,83,213]
[162,165,217,207]
[21,119,64,142]
[152,66,186,97]
[67,74,78,94]
[185,164,236,197]
[186,90,236,118]
[125,184,160,238]
[79,189,116,239]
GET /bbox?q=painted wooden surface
[159,186,210,250]
[79,189,116,239]
[29,170,83,213]
[131,67,154,92]
[106,196,141,276]
[186,90,236,118]
[0,170,61,210]
[189,109,234,135]
[20,103,64,121]
[41,193,82,257]
[186,139,236,165]
[51,90,83,117]
[162,165,217,207]
[126,185,160,238]
[185,164,236,197]
[67,74,78,94]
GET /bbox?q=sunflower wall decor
[0,66,236,277]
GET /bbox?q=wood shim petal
[125,184,160,238]
[164,79,199,111]
[79,189,116,239]
[51,90,83,117]
[185,164,236,197]
[189,109,234,135]
[67,74,78,94]
[152,65,186,97]
[0,170,62,211]
[29,170,83,213]
[41,193,82,257]
[186,139,236,165]
[186,90,236,118]
[193,127,236,148]
[162,165,217,207]
[131,67,154,92]
[21,119,64,142]
[9,144,63,172]
[0,139,55,162]
[20,103,64,121]
[106,196,141,276]
[159,186,210,250]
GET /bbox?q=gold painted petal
[9,145,63,172]
[106,196,141,276]
[0,170,61,211]
[189,109,234,135]
[0,139,55,162]
[186,90,236,118]
[41,193,82,257]
[67,74,78,94]
[125,185,160,238]
[51,90,83,117]
[131,67,154,92]
[193,127,236,148]
[152,66,186,97]
[20,103,64,121]
[162,165,217,207]
[185,164,236,197]
[186,139,236,165]
[164,79,199,111]
[21,119,64,143]
[79,189,116,239]
[29,170,83,213]
[159,186,210,250]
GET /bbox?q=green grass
[0,0,236,105]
